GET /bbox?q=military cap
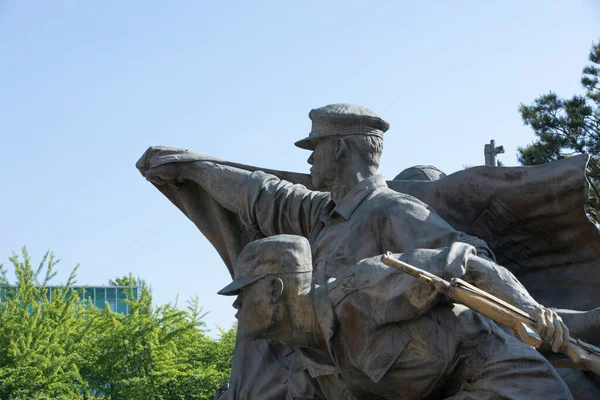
[217,235,313,296]
[295,103,390,150]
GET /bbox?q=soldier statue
[137,103,600,398]
[218,234,573,399]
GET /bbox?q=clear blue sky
[0,1,598,333]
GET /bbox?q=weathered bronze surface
[137,103,600,399]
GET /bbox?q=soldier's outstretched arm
[382,197,570,353]
[144,161,328,238]
[463,254,570,353]
[144,160,250,211]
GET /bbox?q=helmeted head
[218,235,313,340]
[295,104,389,190]
[393,165,447,181]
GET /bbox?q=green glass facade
[0,286,139,315]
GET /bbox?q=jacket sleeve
[181,161,328,238]
[238,171,329,237]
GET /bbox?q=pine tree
[518,39,600,223]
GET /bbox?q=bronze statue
[218,234,573,399]
[137,103,600,398]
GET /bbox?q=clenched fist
[529,305,570,353]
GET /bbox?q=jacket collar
[320,175,387,222]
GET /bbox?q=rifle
[381,252,600,376]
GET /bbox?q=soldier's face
[307,137,337,190]
[232,279,276,340]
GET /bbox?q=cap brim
[294,136,316,150]
[217,275,264,296]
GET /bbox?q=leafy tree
[518,39,600,223]
[0,249,236,400]
[0,248,90,399]
[109,274,144,288]
[80,289,227,399]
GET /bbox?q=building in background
[0,285,139,315]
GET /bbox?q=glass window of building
[117,288,128,314]
[84,288,95,304]
[106,287,117,312]
[94,287,105,310]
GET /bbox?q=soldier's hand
[144,163,187,185]
[531,306,570,352]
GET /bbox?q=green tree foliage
[0,248,236,400]
[0,249,89,399]
[518,39,600,223]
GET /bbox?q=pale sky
[0,1,598,333]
